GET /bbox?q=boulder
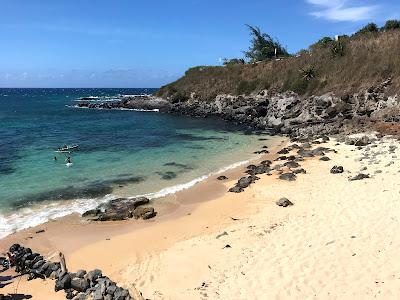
[284,161,300,168]
[293,168,307,174]
[133,207,157,220]
[237,176,253,189]
[330,166,344,174]
[217,175,228,180]
[349,173,370,181]
[71,277,90,293]
[276,198,294,207]
[320,156,330,161]
[86,269,102,283]
[55,273,72,292]
[76,270,87,278]
[278,173,297,181]
[229,186,243,193]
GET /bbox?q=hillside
[156,30,400,102]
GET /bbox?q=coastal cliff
[154,29,400,137]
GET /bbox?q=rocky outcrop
[166,79,397,136]
[77,95,171,113]
[82,197,157,222]
[5,244,141,299]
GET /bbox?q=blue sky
[0,0,399,88]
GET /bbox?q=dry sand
[2,134,400,299]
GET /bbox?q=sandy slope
[2,135,400,299]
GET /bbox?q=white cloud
[306,0,379,22]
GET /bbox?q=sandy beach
[2,133,400,299]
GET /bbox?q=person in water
[66,156,71,164]
[54,156,57,161]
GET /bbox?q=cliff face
[167,79,398,136]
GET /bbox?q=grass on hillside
[157,30,400,101]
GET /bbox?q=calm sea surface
[0,88,273,237]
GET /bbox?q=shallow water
[0,88,273,237]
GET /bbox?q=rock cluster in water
[6,244,140,299]
[82,197,157,221]
[77,95,171,113]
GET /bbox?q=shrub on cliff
[355,23,379,35]
[156,21,400,100]
[310,37,333,51]
[382,20,400,31]
[223,58,245,66]
[244,25,289,62]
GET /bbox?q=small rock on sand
[349,173,370,181]
[276,198,294,207]
[278,173,297,181]
[330,166,344,174]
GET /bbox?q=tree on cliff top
[244,25,289,62]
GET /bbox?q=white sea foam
[67,105,159,112]
[0,195,114,239]
[0,159,252,239]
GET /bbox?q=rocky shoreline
[76,95,171,113]
[167,79,397,137]
[1,244,141,300]
[76,79,399,139]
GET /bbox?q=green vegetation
[356,23,379,35]
[223,58,245,66]
[244,25,289,62]
[382,20,400,31]
[157,21,400,100]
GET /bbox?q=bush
[244,25,289,62]
[355,23,379,35]
[288,77,309,95]
[237,80,260,95]
[330,40,345,57]
[300,66,317,80]
[310,37,333,51]
[223,58,245,66]
[382,20,400,31]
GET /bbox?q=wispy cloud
[306,0,379,22]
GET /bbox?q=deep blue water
[0,88,271,237]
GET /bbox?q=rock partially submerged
[82,197,157,221]
[77,95,171,113]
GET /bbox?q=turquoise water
[0,88,272,237]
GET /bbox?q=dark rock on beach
[276,198,294,207]
[217,175,228,180]
[330,166,344,174]
[349,173,370,181]
[82,197,156,222]
[279,173,297,181]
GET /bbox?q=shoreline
[0,133,279,240]
[0,136,285,249]
[3,132,399,299]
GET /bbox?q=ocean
[0,88,272,238]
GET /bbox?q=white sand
[3,135,400,299]
[121,136,400,299]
